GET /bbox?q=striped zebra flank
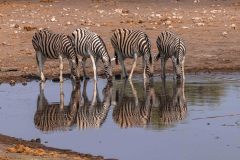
[32,28,80,82]
[70,28,112,82]
[34,83,80,132]
[156,81,187,126]
[111,28,153,80]
[76,80,112,130]
[112,81,153,128]
[156,31,186,81]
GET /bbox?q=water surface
[0,73,240,160]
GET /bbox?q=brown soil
[0,0,239,159]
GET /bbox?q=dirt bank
[0,0,239,159]
[0,0,239,83]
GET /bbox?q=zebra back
[32,29,80,80]
[71,28,112,80]
[156,31,186,61]
[71,28,110,60]
[111,28,152,61]
[32,29,77,60]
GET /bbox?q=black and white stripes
[155,31,186,81]
[111,28,153,80]
[32,29,80,82]
[70,28,112,82]
[32,28,186,82]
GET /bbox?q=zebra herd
[32,28,186,83]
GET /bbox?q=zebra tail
[115,51,119,65]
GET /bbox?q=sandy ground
[0,0,239,159]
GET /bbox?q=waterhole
[0,73,240,160]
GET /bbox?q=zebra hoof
[52,78,60,83]
[85,76,90,80]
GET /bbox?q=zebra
[155,31,186,81]
[111,28,153,80]
[34,83,80,132]
[32,28,80,82]
[112,80,153,128]
[75,80,112,129]
[70,28,112,82]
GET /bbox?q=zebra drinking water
[111,28,153,80]
[70,28,112,82]
[32,29,80,82]
[155,31,186,81]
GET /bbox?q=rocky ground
[0,0,239,159]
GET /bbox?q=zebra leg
[117,52,128,79]
[59,55,64,83]
[82,57,89,79]
[38,81,46,111]
[90,55,97,82]
[129,54,137,80]
[129,80,139,106]
[172,61,177,81]
[182,57,185,81]
[91,81,97,107]
[142,56,147,80]
[36,51,46,82]
[60,82,64,110]
[82,79,89,104]
[160,58,166,80]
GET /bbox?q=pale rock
[196,22,205,26]
[97,10,104,14]
[156,14,162,18]
[210,10,221,14]
[114,8,123,14]
[165,20,172,25]
[192,17,203,23]
[50,16,57,22]
[222,31,228,36]
[230,24,236,29]
[182,26,189,29]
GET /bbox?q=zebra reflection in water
[154,80,187,126]
[112,81,154,128]
[76,80,112,129]
[34,83,80,132]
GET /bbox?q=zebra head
[144,51,154,79]
[172,53,185,81]
[102,55,113,82]
[70,55,81,81]
[142,35,153,79]
[98,36,113,82]
[66,35,81,81]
